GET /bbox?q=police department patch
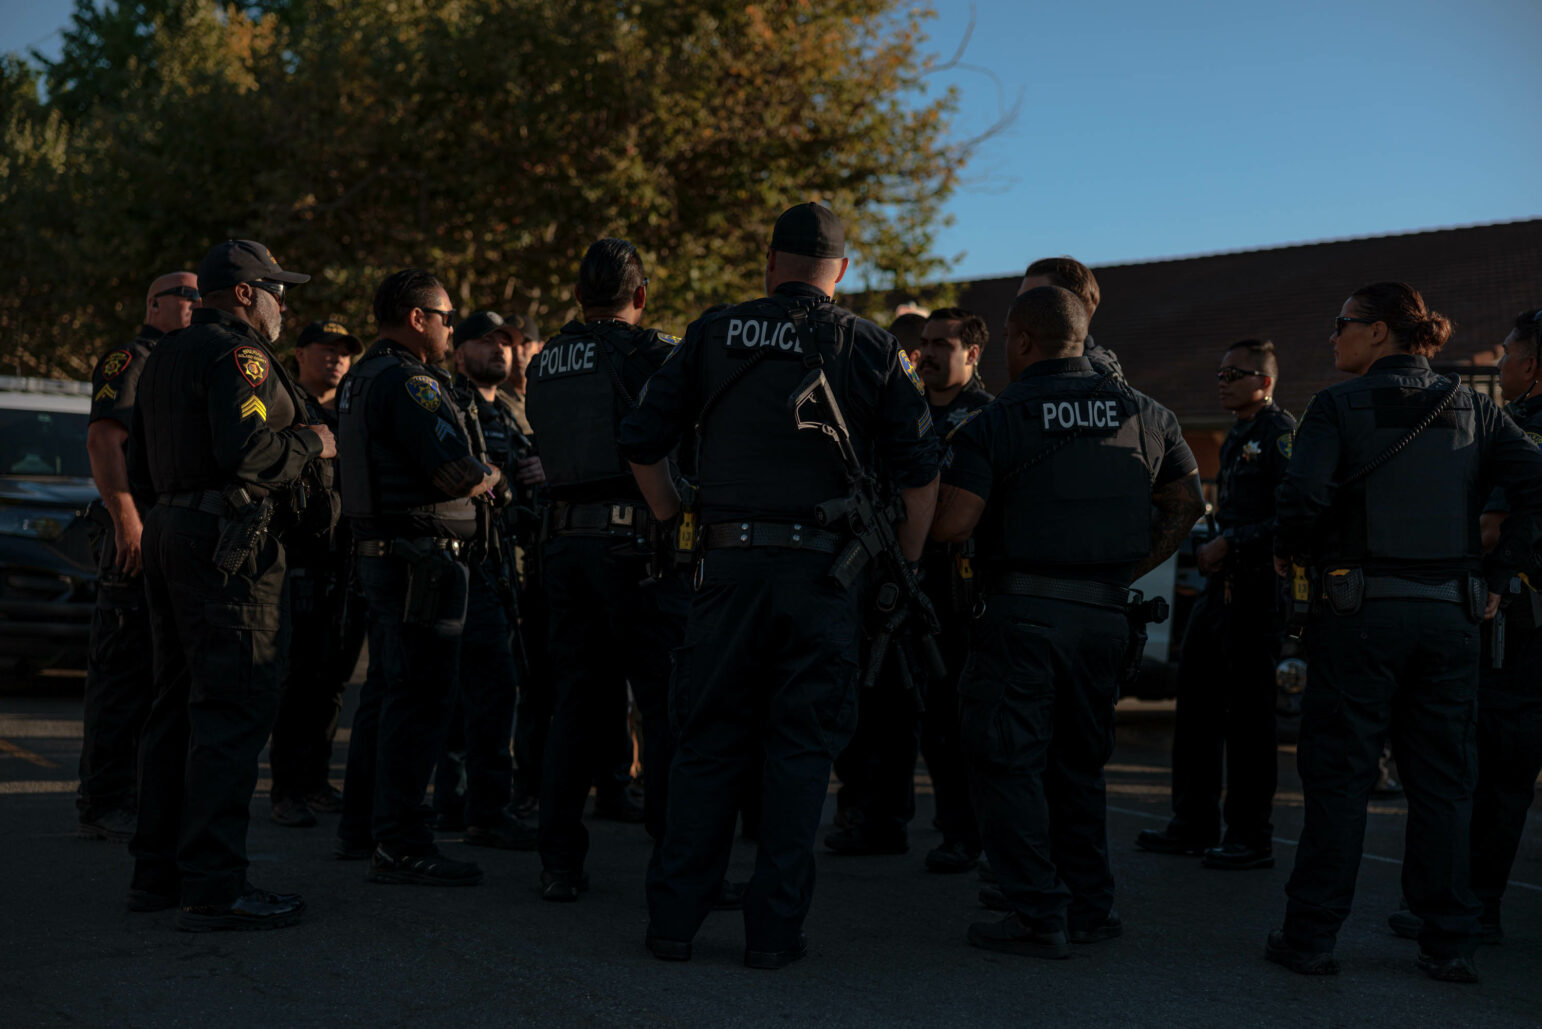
[1277,434,1293,459]
[407,375,442,412]
[898,350,925,395]
[101,349,132,379]
[1527,431,1542,449]
[234,346,269,387]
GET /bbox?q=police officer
[1018,256,1124,382]
[1387,306,1542,947]
[268,320,362,827]
[1267,283,1542,982]
[524,239,687,901]
[78,270,198,842]
[428,311,539,849]
[127,240,334,930]
[825,307,994,869]
[1136,340,1294,869]
[933,285,1201,958]
[335,269,502,886]
[621,203,940,967]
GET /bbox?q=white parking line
[1106,803,1542,894]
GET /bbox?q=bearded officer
[932,286,1202,958]
[622,203,939,968]
[126,240,334,930]
[524,239,687,901]
[335,269,502,886]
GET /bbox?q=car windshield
[0,409,92,477]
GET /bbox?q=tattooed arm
[432,455,501,498]
[1133,470,1203,580]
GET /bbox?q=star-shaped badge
[1241,440,1262,462]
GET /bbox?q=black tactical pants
[512,576,553,804]
[1167,579,1281,848]
[78,526,154,819]
[269,560,353,802]
[130,506,287,906]
[338,552,468,855]
[1471,669,1542,928]
[434,562,520,828]
[919,604,981,852]
[1284,598,1482,959]
[832,672,918,843]
[539,535,684,871]
[647,548,863,951]
[960,595,1127,934]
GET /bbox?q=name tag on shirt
[536,339,597,379]
[1037,398,1124,434]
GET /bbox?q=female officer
[1265,283,1542,983]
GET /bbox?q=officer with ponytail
[1267,284,1542,983]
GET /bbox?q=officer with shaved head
[77,270,200,843]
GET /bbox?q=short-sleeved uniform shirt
[90,324,162,436]
[942,356,1195,584]
[343,339,480,541]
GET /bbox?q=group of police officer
[71,204,1540,980]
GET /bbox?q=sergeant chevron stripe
[240,395,267,422]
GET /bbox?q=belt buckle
[611,504,634,528]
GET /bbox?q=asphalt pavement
[1,673,1538,1028]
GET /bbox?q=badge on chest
[536,339,598,379]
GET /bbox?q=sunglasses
[420,307,457,329]
[1216,367,1266,384]
[154,285,201,302]
[1334,316,1378,335]
[247,280,286,301]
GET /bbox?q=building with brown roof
[926,218,1541,475]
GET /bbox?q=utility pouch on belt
[398,539,456,627]
[1287,563,1316,635]
[1324,567,1364,616]
[675,481,699,570]
[213,487,274,576]
[1466,574,1489,623]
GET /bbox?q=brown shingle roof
[954,219,1542,428]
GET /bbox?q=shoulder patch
[94,383,118,402]
[898,350,925,395]
[1527,431,1542,449]
[406,374,443,412]
[1276,434,1293,459]
[101,349,133,379]
[233,346,270,387]
[945,408,982,442]
[655,331,681,347]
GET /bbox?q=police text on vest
[1042,399,1120,431]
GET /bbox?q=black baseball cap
[297,320,363,354]
[197,239,311,293]
[770,202,845,260]
[454,310,540,346]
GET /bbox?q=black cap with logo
[770,202,845,260]
[297,320,363,355]
[454,310,541,346]
[197,239,311,294]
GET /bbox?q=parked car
[0,377,100,672]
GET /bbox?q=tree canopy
[2,0,982,376]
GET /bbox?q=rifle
[789,368,946,707]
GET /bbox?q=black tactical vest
[992,374,1152,568]
[1319,376,1477,564]
[525,321,637,490]
[695,295,855,523]
[338,346,475,532]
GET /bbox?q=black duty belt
[355,537,465,559]
[990,572,1130,612]
[703,520,843,554]
[1364,576,1463,604]
[156,490,226,517]
[550,500,649,537]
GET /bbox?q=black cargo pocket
[667,645,695,737]
[195,602,282,702]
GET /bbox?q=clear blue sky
[5,0,1540,281]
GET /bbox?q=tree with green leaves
[2,0,996,377]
